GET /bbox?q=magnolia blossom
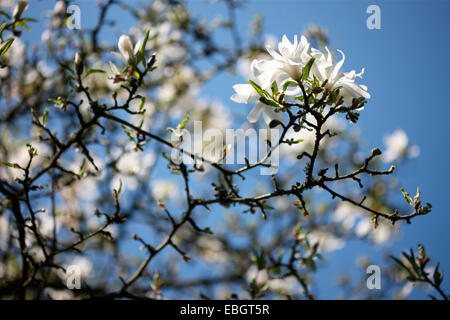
[115,35,138,65]
[231,60,284,125]
[310,47,370,107]
[264,34,311,82]
[231,34,371,126]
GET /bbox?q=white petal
[247,103,264,123]
[266,45,284,61]
[331,49,345,81]
[262,106,283,125]
[230,84,258,103]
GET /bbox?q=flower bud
[118,35,135,65]
[13,0,28,20]
[74,52,83,76]
[147,53,156,68]
[53,1,66,16]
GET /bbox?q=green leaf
[400,188,414,206]
[248,79,265,97]
[14,20,29,30]
[20,18,38,23]
[433,262,443,286]
[43,107,49,124]
[138,96,146,111]
[248,80,282,108]
[390,255,415,279]
[83,69,106,79]
[137,29,150,66]
[271,80,278,96]
[291,139,304,144]
[0,10,11,19]
[79,158,86,174]
[403,249,420,276]
[178,114,190,130]
[0,38,14,56]
[282,80,298,92]
[1,161,14,167]
[0,23,7,37]
[301,57,315,81]
[48,98,63,104]
[121,124,135,143]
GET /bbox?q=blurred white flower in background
[245,265,268,285]
[151,179,179,202]
[383,129,420,162]
[308,230,345,252]
[0,214,9,251]
[69,256,94,278]
[53,0,65,16]
[333,199,396,244]
[110,150,156,192]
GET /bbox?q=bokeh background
[18,0,450,299]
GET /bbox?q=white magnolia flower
[383,129,420,163]
[310,47,370,107]
[231,60,284,125]
[264,34,311,82]
[114,35,139,65]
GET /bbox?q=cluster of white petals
[231,34,370,125]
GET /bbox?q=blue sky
[22,0,450,299]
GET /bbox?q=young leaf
[400,188,414,206]
[178,114,190,130]
[0,23,7,37]
[271,80,278,96]
[83,69,106,79]
[1,161,14,167]
[43,107,49,124]
[0,38,14,56]
[390,255,415,279]
[137,29,150,66]
[301,57,315,81]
